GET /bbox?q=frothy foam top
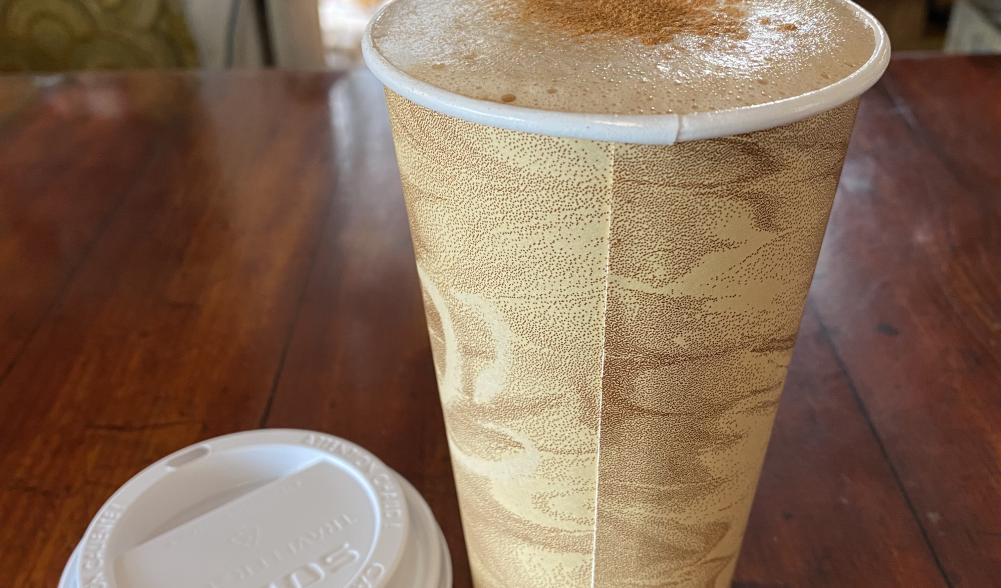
[369,0,879,115]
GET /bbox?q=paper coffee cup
[364,2,889,586]
[59,429,451,588]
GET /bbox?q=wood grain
[735,304,947,587]
[809,56,1001,588]
[0,76,169,380]
[0,71,338,586]
[0,58,998,587]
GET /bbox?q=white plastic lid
[59,429,451,588]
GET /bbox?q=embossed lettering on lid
[117,463,382,588]
[58,429,451,588]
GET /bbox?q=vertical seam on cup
[590,141,616,588]
[673,112,689,144]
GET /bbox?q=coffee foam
[369,0,878,115]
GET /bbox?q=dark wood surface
[0,57,998,587]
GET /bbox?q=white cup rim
[362,0,890,145]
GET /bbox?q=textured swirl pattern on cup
[593,102,858,586]
[386,90,858,587]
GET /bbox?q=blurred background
[0,0,999,74]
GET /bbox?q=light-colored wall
[182,0,328,69]
[267,0,327,68]
[182,0,264,67]
[946,0,1001,52]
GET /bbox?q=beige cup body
[385,91,858,587]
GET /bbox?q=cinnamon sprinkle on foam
[518,0,749,45]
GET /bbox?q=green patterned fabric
[0,0,198,72]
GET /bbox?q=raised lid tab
[62,429,449,588]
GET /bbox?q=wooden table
[0,56,998,587]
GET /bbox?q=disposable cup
[363,2,889,586]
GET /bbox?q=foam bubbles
[370,0,877,115]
